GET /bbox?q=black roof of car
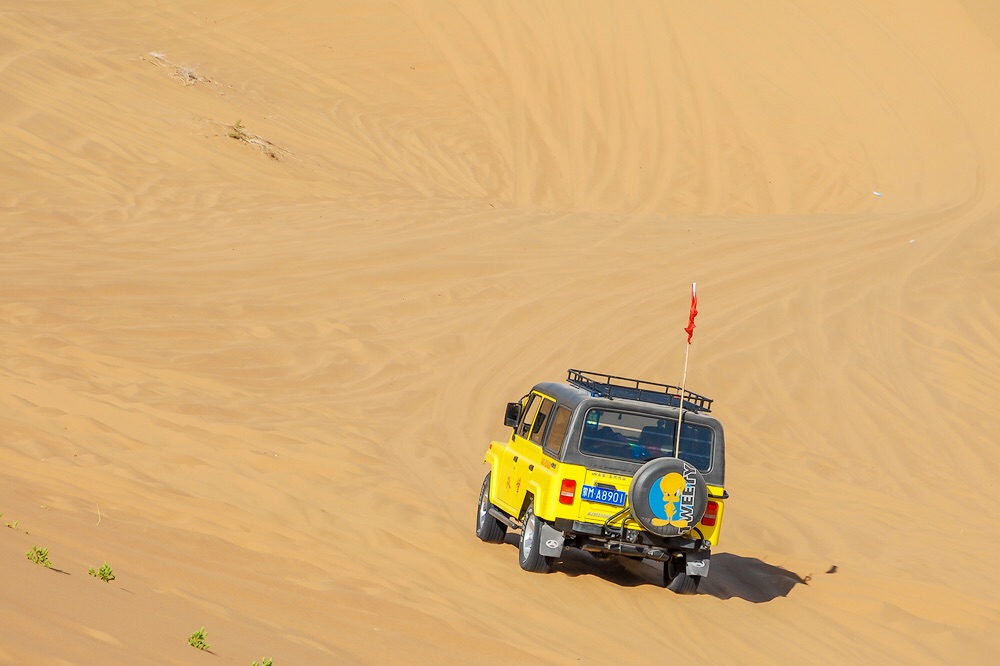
[530,370,725,484]
[546,369,713,413]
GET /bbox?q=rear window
[579,408,714,472]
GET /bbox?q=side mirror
[504,402,522,428]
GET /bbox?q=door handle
[513,456,518,463]
[528,464,534,471]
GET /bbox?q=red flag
[684,282,698,344]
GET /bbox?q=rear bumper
[578,535,711,576]
[577,535,708,562]
[491,509,710,573]
[554,518,710,565]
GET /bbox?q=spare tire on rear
[628,457,708,537]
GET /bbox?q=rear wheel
[664,554,701,595]
[518,500,553,573]
[475,473,507,544]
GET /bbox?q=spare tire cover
[628,458,708,537]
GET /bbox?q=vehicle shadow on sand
[505,536,807,602]
[696,553,807,602]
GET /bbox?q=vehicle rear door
[576,409,634,525]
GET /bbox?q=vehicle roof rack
[566,368,713,413]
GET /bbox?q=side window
[518,394,544,439]
[543,405,571,455]
[529,398,556,445]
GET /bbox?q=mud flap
[538,522,565,557]
[686,550,710,577]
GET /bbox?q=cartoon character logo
[648,471,694,528]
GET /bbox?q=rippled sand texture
[2,1,999,663]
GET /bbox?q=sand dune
[2,1,1000,663]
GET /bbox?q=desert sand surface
[3,1,1000,663]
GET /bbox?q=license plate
[580,485,626,507]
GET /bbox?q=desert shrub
[188,626,210,651]
[88,561,116,582]
[26,546,52,568]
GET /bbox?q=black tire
[664,555,701,595]
[518,500,553,573]
[628,457,708,537]
[476,473,507,544]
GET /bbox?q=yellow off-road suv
[477,369,728,594]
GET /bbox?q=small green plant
[251,659,273,666]
[188,626,210,651]
[26,546,52,568]
[6,521,17,529]
[88,561,116,582]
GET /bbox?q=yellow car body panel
[485,448,726,547]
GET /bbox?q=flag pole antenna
[675,282,698,455]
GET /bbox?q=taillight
[559,479,577,505]
[702,501,719,527]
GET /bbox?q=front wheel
[518,500,553,573]
[664,554,701,595]
[476,473,507,544]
